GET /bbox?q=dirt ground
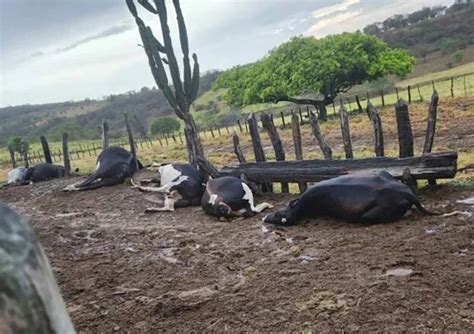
[0,177,473,333]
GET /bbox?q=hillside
[0,71,221,146]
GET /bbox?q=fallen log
[220,152,457,183]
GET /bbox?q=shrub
[150,116,181,135]
[7,137,28,153]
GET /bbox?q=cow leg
[253,202,274,213]
[131,178,171,193]
[145,191,181,212]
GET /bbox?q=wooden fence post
[423,91,439,154]
[261,112,288,193]
[40,135,52,164]
[237,119,243,133]
[380,90,385,107]
[395,87,400,101]
[8,145,16,169]
[423,91,439,186]
[210,128,215,138]
[395,99,414,158]
[298,108,305,125]
[21,141,29,168]
[309,114,332,160]
[366,102,385,157]
[247,113,271,192]
[417,84,423,102]
[291,112,307,193]
[124,114,138,170]
[280,111,286,128]
[450,77,454,98]
[217,127,222,137]
[407,85,412,104]
[62,133,71,176]
[339,105,353,159]
[102,119,109,151]
[355,95,363,114]
[232,132,247,164]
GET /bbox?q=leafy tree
[7,137,28,153]
[150,116,181,135]
[215,33,415,119]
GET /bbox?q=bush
[150,116,180,135]
[7,137,28,153]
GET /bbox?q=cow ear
[289,199,300,207]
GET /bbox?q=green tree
[7,137,28,153]
[150,116,181,135]
[215,33,415,119]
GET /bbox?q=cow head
[262,199,301,225]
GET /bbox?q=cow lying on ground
[131,163,205,211]
[7,163,65,185]
[7,167,28,184]
[201,176,273,220]
[64,146,142,191]
[0,202,75,333]
[263,171,439,226]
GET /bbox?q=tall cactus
[126,0,204,165]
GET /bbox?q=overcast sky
[0,0,453,107]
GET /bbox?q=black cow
[263,171,438,225]
[7,164,65,185]
[0,202,75,333]
[132,163,205,211]
[201,176,273,220]
[64,146,142,191]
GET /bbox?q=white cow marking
[209,194,218,205]
[7,167,27,184]
[96,161,100,171]
[242,182,273,213]
[159,165,182,186]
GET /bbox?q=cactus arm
[189,53,200,103]
[172,0,192,97]
[153,0,187,112]
[138,0,158,14]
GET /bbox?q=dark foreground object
[65,146,142,191]
[201,176,273,220]
[0,202,74,333]
[263,171,437,225]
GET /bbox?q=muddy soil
[0,179,473,333]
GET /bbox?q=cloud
[306,0,453,37]
[29,23,133,58]
[312,0,361,19]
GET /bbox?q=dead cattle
[201,176,273,220]
[263,171,438,226]
[64,146,142,191]
[132,163,205,212]
[0,202,75,333]
[7,164,65,185]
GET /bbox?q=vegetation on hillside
[363,1,474,66]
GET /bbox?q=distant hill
[0,71,221,146]
[363,2,474,70]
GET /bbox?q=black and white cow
[131,163,205,211]
[201,176,273,220]
[7,164,65,185]
[0,202,75,333]
[7,167,28,184]
[64,146,142,191]
[263,171,439,226]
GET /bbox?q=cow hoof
[63,184,78,192]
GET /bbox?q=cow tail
[413,199,440,216]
